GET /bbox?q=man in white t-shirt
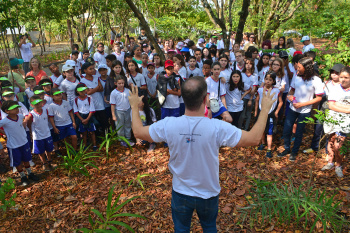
[128,76,277,232]
[19,34,36,75]
[301,36,315,54]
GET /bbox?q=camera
[25,33,29,38]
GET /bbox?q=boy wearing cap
[0,100,39,186]
[301,36,315,54]
[48,88,77,150]
[157,60,181,119]
[24,76,36,107]
[27,95,54,171]
[38,80,54,105]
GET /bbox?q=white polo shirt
[258,66,270,86]
[73,96,96,114]
[186,67,202,79]
[93,52,107,65]
[206,76,226,107]
[257,87,280,114]
[80,76,105,111]
[59,78,80,107]
[219,68,231,82]
[225,83,250,112]
[241,73,258,99]
[29,109,51,140]
[155,66,164,76]
[48,100,73,127]
[127,73,146,88]
[290,75,324,113]
[145,73,158,97]
[302,43,315,54]
[19,43,33,62]
[110,88,131,111]
[0,114,28,148]
[53,75,64,86]
[149,116,242,199]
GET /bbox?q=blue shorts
[78,122,96,133]
[212,106,227,118]
[266,119,274,135]
[56,123,76,141]
[8,142,32,167]
[33,136,54,154]
[161,107,180,119]
[105,106,112,119]
[50,129,60,142]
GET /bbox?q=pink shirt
[26,70,47,84]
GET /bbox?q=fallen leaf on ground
[222,205,232,214]
[84,196,95,203]
[235,188,245,196]
[64,195,77,202]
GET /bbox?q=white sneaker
[335,166,344,178]
[321,163,334,171]
[147,143,156,153]
[128,140,135,147]
[12,167,17,173]
[303,148,314,154]
[29,160,35,167]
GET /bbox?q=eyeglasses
[272,63,280,67]
[250,37,255,39]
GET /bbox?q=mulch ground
[0,123,349,232]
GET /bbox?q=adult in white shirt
[19,34,36,75]
[301,36,315,54]
[216,33,225,50]
[128,76,277,232]
[87,33,94,53]
[93,42,108,65]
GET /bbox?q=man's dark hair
[181,76,207,111]
[292,54,303,64]
[299,57,315,80]
[245,51,252,58]
[72,44,79,50]
[1,100,18,112]
[194,48,202,54]
[106,54,117,62]
[82,49,90,54]
[203,59,213,67]
[304,51,316,61]
[247,46,258,53]
[187,40,195,47]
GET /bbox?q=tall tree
[125,0,166,62]
[235,0,250,45]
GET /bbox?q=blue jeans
[283,109,310,153]
[171,190,218,233]
[161,107,180,119]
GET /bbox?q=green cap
[199,35,205,39]
[7,104,21,110]
[34,90,45,95]
[212,36,218,39]
[53,90,64,95]
[4,86,13,90]
[31,99,43,105]
[77,87,88,92]
[2,91,14,96]
[25,76,35,82]
[0,77,9,81]
[41,82,51,86]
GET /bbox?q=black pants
[229,111,243,128]
[94,110,108,134]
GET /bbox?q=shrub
[0,178,16,212]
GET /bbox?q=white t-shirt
[149,116,242,199]
[225,83,250,112]
[290,75,324,113]
[0,114,27,148]
[93,52,107,65]
[217,40,224,50]
[232,62,244,72]
[324,84,350,134]
[50,74,60,84]
[178,66,187,81]
[99,77,110,108]
[275,75,287,91]
[59,78,80,107]
[206,77,226,108]
[48,100,73,127]
[257,87,280,114]
[140,65,149,78]
[219,69,231,82]
[324,80,340,97]
[155,66,164,76]
[54,75,64,86]
[145,73,158,97]
[187,67,202,79]
[302,44,315,53]
[283,63,295,93]
[229,52,236,63]
[73,96,96,114]
[19,43,33,62]
[162,80,180,109]
[127,73,146,88]
[241,73,258,99]
[44,94,53,105]
[88,36,93,49]
[25,88,34,105]
[286,47,296,57]
[1,102,29,132]
[29,109,51,140]
[112,52,125,64]
[258,66,270,86]
[110,88,130,111]
[196,60,203,71]
[80,76,105,111]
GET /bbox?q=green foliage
[99,127,132,160]
[239,178,347,232]
[76,184,146,232]
[128,174,152,190]
[0,178,16,212]
[61,142,100,177]
[301,109,340,126]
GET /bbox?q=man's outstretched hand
[261,87,277,113]
[128,85,142,109]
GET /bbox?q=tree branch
[201,0,226,31]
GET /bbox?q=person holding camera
[19,33,36,75]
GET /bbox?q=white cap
[62,64,74,72]
[198,38,205,44]
[176,41,184,49]
[300,36,310,42]
[98,64,108,70]
[65,60,76,67]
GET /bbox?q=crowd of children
[0,32,349,186]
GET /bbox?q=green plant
[0,178,16,212]
[239,178,347,232]
[99,127,131,160]
[61,142,100,177]
[76,184,146,232]
[128,173,152,190]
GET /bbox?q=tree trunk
[125,0,165,62]
[10,27,21,57]
[38,17,46,52]
[67,19,74,48]
[235,0,250,45]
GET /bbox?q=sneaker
[335,167,344,178]
[92,146,98,151]
[321,163,334,171]
[303,148,315,154]
[28,173,40,182]
[147,143,156,153]
[121,141,128,147]
[257,144,265,150]
[43,164,50,172]
[266,150,272,158]
[277,150,290,157]
[128,140,135,147]
[12,167,17,173]
[289,152,297,161]
[21,176,30,186]
[29,160,35,167]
